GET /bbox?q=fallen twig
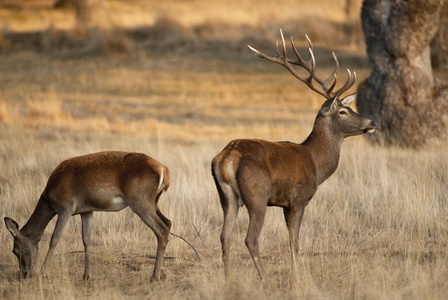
[170,232,201,261]
[192,223,203,243]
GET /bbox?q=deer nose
[363,119,377,134]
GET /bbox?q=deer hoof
[150,270,167,282]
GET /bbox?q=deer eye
[339,110,347,115]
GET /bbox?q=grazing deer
[4,151,171,282]
[211,31,376,284]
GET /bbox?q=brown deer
[211,31,376,284]
[4,151,171,281]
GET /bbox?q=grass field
[1,0,448,299]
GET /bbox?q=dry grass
[1,0,448,299]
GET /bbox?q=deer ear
[4,217,19,237]
[340,93,356,107]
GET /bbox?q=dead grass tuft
[26,97,68,120]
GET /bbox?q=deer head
[318,94,376,138]
[248,30,376,138]
[4,217,38,278]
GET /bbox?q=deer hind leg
[41,211,73,277]
[155,202,171,277]
[237,159,271,282]
[154,192,172,277]
[213,163,240,279]
[81,211,93,280]
[156,208,172,230]
[245,204,267,281]
[128,193,170,283]
[283,204,306,288]
[220,187,239,279]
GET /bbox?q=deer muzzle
[363,120,377,134]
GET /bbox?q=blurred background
[0,0,445,144]
[0,0,372,140]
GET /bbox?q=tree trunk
[431,0,448,70]
[357,0,448,147]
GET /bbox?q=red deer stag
[212,31,376,284]
[4,151,171,281]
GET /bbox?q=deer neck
[302,118,344,185]
[20,196,56,244]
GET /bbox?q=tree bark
[357,0,448,147]
[431,0,448,70]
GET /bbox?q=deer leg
[155,206,172,277]
[213,165,240,279]
[245,205,267,281]
[81,211,93,280]
[153,192,172,230]
[129,201,170,282]
[220,195,239,279]
[156,208,172,229]
[283,204,305,288]
[237,159,271,281]
[41,212,72,277]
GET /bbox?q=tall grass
[1,126,448,299]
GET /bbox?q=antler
[247,30,356,99]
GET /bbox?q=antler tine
[347,70,357,92]
[327,74,338,95]
[305,34,313,51]
[280,29,288,62]
[275,41,281,57]
[327,53,340,87]
[248,44,281,64]
[307,46,317,80]
[289,34,340,98]
[289,35,316,76]
[290,36,310,69]
[333,69,356,98]
[247,31,334,99]
[320,52,340,96]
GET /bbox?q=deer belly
[107,195,128,211]
[267,184,295,207]
[80,189,128,212]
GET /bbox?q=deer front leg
[284,204,306,289]
[41,212,72,277]
[81,212,93,280]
